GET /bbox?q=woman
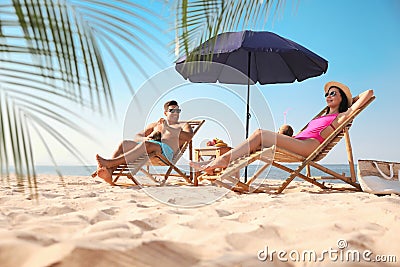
[190,81,374,174]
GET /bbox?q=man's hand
[156,118,167,133]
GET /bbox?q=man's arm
[178,122,194,142]
[134,122,156,142]
[159,119,194,142]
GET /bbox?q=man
[93,100,193,185]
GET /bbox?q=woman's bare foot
[96,154,114,169]
[189,160,212,170]
[97,167,115,185]
[203,157,230,174]
[190,157,230,174]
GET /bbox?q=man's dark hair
[164,100,179,111]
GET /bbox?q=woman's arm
[348,89,374,113]
[338,89,374,124]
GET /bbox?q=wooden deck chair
[197,147,274,193]
[198,92,375,193]
[112,120,205,186]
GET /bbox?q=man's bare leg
[96,142,161,168]
[95,142,162,184]
[112,140,138,158]
[91,140,139,177]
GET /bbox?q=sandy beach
[1,174,399,267]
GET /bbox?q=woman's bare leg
[191,129,266,173]
[189,160,213,170]
[193,129,319,174]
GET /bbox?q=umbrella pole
[244,52,251,183]
[246,52,251,139]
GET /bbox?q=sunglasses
[168,108,181,113]
[324,91,337,98]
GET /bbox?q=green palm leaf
[0,0,167,190]
[173,0,283,57]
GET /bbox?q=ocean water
[29,164,355,184]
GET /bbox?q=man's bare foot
[97,167,115,186]
[96,154,114,169]
[90,170,97,178]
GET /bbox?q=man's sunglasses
[168,108,181,113]
[324,91,337,98]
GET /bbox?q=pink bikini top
[294,113,339,144]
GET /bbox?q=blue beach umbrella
[176,30,328,182]
[175,30,328,139]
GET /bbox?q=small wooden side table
[193,146,232,186]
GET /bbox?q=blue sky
[40,0,400,166]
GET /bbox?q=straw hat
[324,81,352,107]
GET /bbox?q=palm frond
[0,87,97,179]
[0,0,169,186]
[173,0,285,58]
